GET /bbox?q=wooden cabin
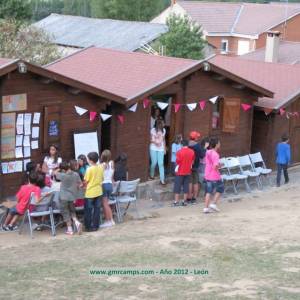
[0,49,272,198]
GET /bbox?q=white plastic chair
[116,179,140,222]
[238,155,262,190]
[219,158,239,194]
[108,181,121,223]
[249,152,272,185]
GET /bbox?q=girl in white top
[100,149,115,228]
[42,144,62,177]
[150,119,166,185]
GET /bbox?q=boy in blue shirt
[276,134,291,187]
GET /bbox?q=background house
[152,1,300,56]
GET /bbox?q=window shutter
[222,98,240,133]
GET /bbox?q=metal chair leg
[18,213,26,235]
[245,179,251,193]
[134,201,139,219]
[49,211,56,236]
[27,212,33,239]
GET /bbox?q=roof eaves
[0,59,20,76]
[273,88,300,110]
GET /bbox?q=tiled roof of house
[177,1,300,36]
[209,55,300,109]
[33,14,168,51]
[241,41,300,64]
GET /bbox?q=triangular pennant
[279,108,285,116]
[89,111,97,122]
[209,96,219,104]
[263,108,273,115]
[100,113,112,122]
[174,103,181,113]
[143,98,150,109]
[199,100,206,111]
[187,103,197,111]
[286,112,290,119]
[75,106,88,116]
[294,112,299,118]
[241,103,252,112]
[129,103,138,112]
[157,102,169,110]
[117,115,124,124]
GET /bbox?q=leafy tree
[0,0,32,20]
[63,0,91,17]
[31,0,64,21]
[0,19,62,65]
[157,14,206,60]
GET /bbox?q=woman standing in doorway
[42,144,62,178]
[150,119,166,185]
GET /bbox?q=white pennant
[100,113,112,122]
[157,102,169,110]
[187,103,197,111]
[128,103,138,112]
[209,96,219,104]
[75,106,88,116]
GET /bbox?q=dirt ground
[0,169,300,300]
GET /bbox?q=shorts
[60,201,76,222]
[205,180,225,194]
[191,170,199,184]
[173,175,191,194]
[102,183,113,199]
[8,206,22,216]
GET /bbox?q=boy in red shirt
[3,172,41,231]
[173,139,195,207]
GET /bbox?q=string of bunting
[74,96,254,124]
[262,107,300,118]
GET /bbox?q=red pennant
[89,111,97,122]
[143,98,150,109]
[117,115,124,124]
[174,103,181,113]
[279,108,285,116]
[263,108,273,115]
[294,112,299,117]
[241,103,252,112]
[199,100,206,111]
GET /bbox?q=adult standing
[150,107,162,129]
[150,119,166,185]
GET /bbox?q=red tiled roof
[209,55,300,109]
[0,58,13,68]
[46,47,200,101]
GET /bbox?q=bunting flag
[294,112,299,117]
[263,108,273,115]
[157,102,169,110]
[187,103,197,111]
[174,103,181,113]
[143,98,150,109]
[279,108,285,116]
[89,111,97,122]
[199,100,206,111]
[241,103,252,112]
[117,115,124,124]
[75,106,88,116]
[129,103,138,112]
[209,96,218,104]
[100,113,112,122]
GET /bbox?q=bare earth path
[1,171,300,300]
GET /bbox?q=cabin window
[222,98,240,133]
[212,101,222,129]
[220,40,229,54]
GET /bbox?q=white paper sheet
[32,127,39,139]
[23,135,30,147]
[17,124,24,135]
[1,163,8,174]
[15,160,23,172]
[24,123,31,135]
[16,135,23,147]
[31,140,39,150]
[16,114,24,126]
[15,147,23,158]
[24,113,32,124]
[33,112,41,124]
[24,146,31,158]
[8,161,16,173]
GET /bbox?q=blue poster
[48,120,59,137]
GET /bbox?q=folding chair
[219,158,239,194]
[19,192,56,238]
[225,157,250,193]
[108,181,121,223]
[116,179,140,222]
[238,155,262,190]
[249,152,272,185]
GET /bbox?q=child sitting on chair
[3,172,41,231]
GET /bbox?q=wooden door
[291,127,300,164]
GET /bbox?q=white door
[238,40,250,55]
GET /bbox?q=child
[276,134,291,187]
[100,150,115,228]
[42,144,62,177]
[171,134,183,175]
[3,172,41,231]
[198,137,210,188]
[77,154,89,180]
[83,152,104,232]
[114,153,128,181]
[172,140,195,207]
[203,138,224,214]
[55,161,83,235]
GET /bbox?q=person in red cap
[187,131,206,204]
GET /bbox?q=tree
[158,14,206,60]
[63,0,91,17]
[0,19,62,65]
[0,0,32,20]
[31,0,64,21]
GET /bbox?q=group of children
[3,144,129,234]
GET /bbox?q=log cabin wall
[0,70,108,198]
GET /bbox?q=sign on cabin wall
[1,113,16,159]
[2,93,27,112]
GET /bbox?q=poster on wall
[2,94,27,112]
[1,113,16,159]
[48,120,59,136]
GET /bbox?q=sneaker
[203,207,213,214]
[10,225,19,231]
[209,203,220,212]
[191,198,197,205]
[32,223,39,231]
[100,221,114,228]
[181,201,188,207]
[171,202,180,207]
[65,230,74,235]
[75,222,82,235]
[2,225,10,231]
[186,199,192,204]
